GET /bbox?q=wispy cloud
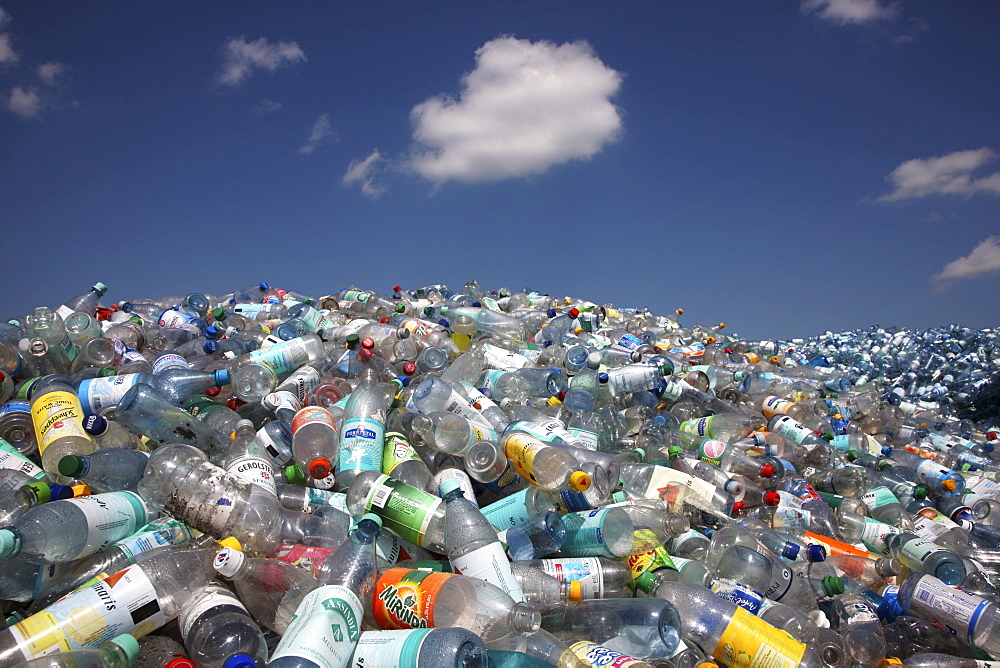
[342,149,387,198]
[0,32,18,65]
[252,98,282,116]
[297,112,337,154]
[0,7,9,29]
[37,61,67,85]
[878,148,1000,201]
[406,36,623,185]
[933,236,1000,291]
[217,36,306,87]
[7,85,41,118]
[801,0,900,25]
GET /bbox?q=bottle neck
[509,601,541,634]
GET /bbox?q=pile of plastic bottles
[0,280,997,668]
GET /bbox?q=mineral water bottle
[291,406,339,480]
[58,448,150,493]
[381,430,435,492]
[349,628,488,668]
[177,582,268,668]
[828,592,886,666]
[883,532,968,585]
[82,413,142,450]
[19,633,138,668]
[560,508,635,558]
[56,282,108,318]
[336,377,393,490]
[503,511,566,560]
[412,411,498,456]
[29,375,96,473]
[225,419,277,495]
[479,487,557,531]
[510,562,580,606]
[268,514,382,667]
[500,431,590,493]
[370,567,541,642]
[0,481,66,526]
[0,489,155,563]
[117,383,225,452]
[516,556,635,599]
[135,632,195,668]
[345,469,448,553]
[539,598,682,659]
[0,536,219,662]
[898,572,1000,656]
[441,477,525,602]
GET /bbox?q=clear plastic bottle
[178,582,268,668]
[500,431,590,494]
[19,633,139,668]
[560,508,635,558]
[82,413,143,450]
[0,489,155,563]
[898,572,1000,657]
[29,375,96,473]
[117,383,225,452]
[336,377,393,490]
[350,628,488,668]
[345,469,448,553]
[517,556,635,600]
[291,405,339,480]
[413,411,499,456]
[828,591,886,667]
[135,634,196,668]
[883,532,968,585]
[381,431,435,492]
[0,481,66,526]
[57,447,150,493]
[539,598,682,659]
[225,419,277,495]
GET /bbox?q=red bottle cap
[205,386,221,397]
[764,491,781,506]
[403,362,417,375]
[362,337,375,349]
[760,464,775,478]
[731,501,745,515]
[309,458,333,480]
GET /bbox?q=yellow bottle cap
[71,484,91,497]
[942,479,957,492]
[217,537,243,552]
[569,471,591,492]
[568,580,583,602]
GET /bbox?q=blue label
[559,488,594,512]
[337,416,385,474]
[0,401,29,417]
[480,489,536,530]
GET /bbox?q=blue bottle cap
[224,654,258,668]
[472,301,481,307]
[547,309,557,318]
[214,369,232,386]
[807,544,827,562]
[204,325,220,339]
[398,376,411,387]
[203,340,220,354]
[109,634,140,664]
[48,484,75,500]
[598,373,609,383]
[439,319,450,328]
[83,414,109,436]
[881,446,893,456]
[258,283,270,290]
[782,542,800,560]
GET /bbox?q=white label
[0,442,45,480]
[351,629,434,668]
[178,585,249,639]
[79,374,140,414]
[910,576,992,644]
[843,601,879,625]
[226,455,277,495]
[64,492,147,558]
[451,541,525,602]
[270,584,363,668]
[151,353,188,375]
[276,366,322,401]
[860,518,897,553]
[481,344,531,370]
[539,557,606,598]
[643,466,719,513]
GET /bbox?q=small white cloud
[342,149,387,198]
[407,35,623,185]
[0,7,10,29]
[297,112,337,154]
[801,0,899,25]
[217,36,306,87]
[252,98,282,116]
[37,61,67,85]
[7,85,41,118]
[0,32,18,65]
[933,236,1000,291]
[878,148,1000,201]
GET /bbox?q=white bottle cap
[214,546,245,578]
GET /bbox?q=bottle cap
[92,282,109,295]
[58,455,87,478]
[82,414,110,436]
[0,529,20,558]
[823,575,845,596]
[24,482,51,505]
[214,369,232,386]
[913,485,928,500]
[569,471,591,492]
[223,654,257,668]
[764,491,781,506]
[219,536,243,551]
[213,545,245,578]
[760,464,776,478]
[308,457,333,480]
[48,484,74,500]
[806,544,827,562]
[782,542,800,560]
[164,657,196,668]
[667,446,683,459]
[568,580,583,602]
[730,501,745,515]
[109,634,140,663]
[438,478,464,497]
[942,479,958,492]
[283,464,306,484]
[359,513,383,530]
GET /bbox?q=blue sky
[1,1,998,341]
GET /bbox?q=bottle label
[561,509,620,558]
[860,517,899,554]
[712,606,806,668]
[770,415,815,445]
[226,455,277,495]
[151,353,187,375]
[538,557,608,598]
[63,492,149,558]
[270,584,363,668]
[556,487,596,513]
[915,458,960,489]
[292,405,336,433]
[376,532,402,564]
[627,543,676,594]
[679,416,716,439]
[250,337,310,376]
[509,419,573,446]
[178,584,248,639]
[861,486,898,511]
[382,432,423,477]
[770,504,812,531]
[8,563,165,659]
[306,488,350,513]
[503,433,549,486]
[364,475,442,548]
[0,438,46,480]
[912,508,961,542]
[273,543,334,576]
[697,440,728,467]
[567,427,600,450]
[450,541,526,602]
[711,577,765,614]
[900,538,951,568]
[350,629,435,668]
[568,641,649,668]
[339,416,385,475]
[643,466,720,514]
[31,390,90,456]
[760,396,795,419]
[77,375,140,415]
[115,517,195,559]
[481,343,532,370]
[480,489,539,530]
[783,477,822,503]
[158,309,199,328]
[276,366,322,400]
[607,365,657,394]
[372,568,453,630]
[842,601,879,625]
[907,575,991,645]
[256,425,293,466]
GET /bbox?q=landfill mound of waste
[0,280,998,668]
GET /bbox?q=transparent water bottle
[58,447,150,493]
[178,582,268,668]
[345,469,448,553]
[336,377,393,490]
[117,383,225,452]
[350,628,488,668]
[19,633,139,668]
[135,634,195,668]
[291,405,339,480]
[539,598,682,659]
[225,419,277,495]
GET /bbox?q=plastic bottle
[499,431,590,494]
[117,383,225,452]
[178,582,268,667]
[381,430,435,492]
[517,556,635,600]
[29,375,96,473]
[540,598,682,660]
[57,448,150,493]
[898,572,1000,656]
[350,628,488,668]
[0,481,66,526]
[135,634,196,668]
[291,405,339,481]
[336,377,393,490]
[883,532,968,585]
[19,633,139,668]
[225,418,278,495]
[345,469,448,553]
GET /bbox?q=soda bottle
[29,375,96,473]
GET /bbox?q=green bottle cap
[0,530,20,558]
[58,455,86,478]
[93,282,108,295]
[667,446,684,460]
[438,478,463,497]
[24,482,51,505]
[283,464,306,484]
[109,634,140,663]
[823,575,845,596]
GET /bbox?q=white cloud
[37,61,67,85]
[297,112,337,154]
[342,149,387,198]
[0,7,10,29]
[0,32,18,65]
[217,36,306,87]
[878,148,1000,201]
[252,98,282,116]
[933,236,1000,291]
[801,0,899,25]
[407,36,623,184]
[7,85,41,118]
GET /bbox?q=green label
[364,474,442,547]
[382,432,422,476]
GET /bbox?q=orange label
[802,531,873,560]
[372,568,453,630]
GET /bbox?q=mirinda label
[371,568,453,630]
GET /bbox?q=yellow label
[713,606,806,668]
[31,391,88,455]
[503,433,542,483]
[10,612,72,657]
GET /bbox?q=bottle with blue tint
[58,448,150,493]
[178,582,268,668]
[503,511,566,560]
[349,628,487,668]
[883,532,968,585]
[116,383,225,452]
[77,367,231,414]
